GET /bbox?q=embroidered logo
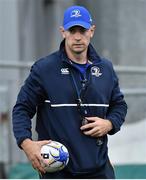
[61,68,69,75]
[91,66,102,77]
[71,9,82,18]
[89,17,92,23]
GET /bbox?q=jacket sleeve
[12,62,46,147]
[106,64,128,135]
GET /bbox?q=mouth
[73,44,83,47]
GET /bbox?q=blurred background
[0,0,146,178]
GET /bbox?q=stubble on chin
[72,45,86,54]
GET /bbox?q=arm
[12,62,46,147]
[12,62,49,172]
[80,64,127,137]
[106,68,128,135]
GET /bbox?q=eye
[68,27,76,34]
[80,28,87,33]
[68,26,87,34]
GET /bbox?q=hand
[21,139,51,173]
[80,117,113,137]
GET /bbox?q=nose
[74,31,82,41]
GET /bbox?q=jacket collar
[59,39,101,65]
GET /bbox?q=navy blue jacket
[12,40,127,174]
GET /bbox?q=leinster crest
[91,66,102,77]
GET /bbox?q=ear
[90,25,96,38]
[59,26,66,39]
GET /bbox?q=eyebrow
[68,27,87,32]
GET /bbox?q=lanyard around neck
[69,68,90,106]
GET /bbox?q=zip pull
[76,98,82,107]
[81,78,87,89]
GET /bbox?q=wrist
[21,138,32,150]
[106,119,113,131]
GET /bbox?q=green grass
[115,164,146,179]
[8,163,146,179]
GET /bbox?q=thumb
[85,117,96,121]
[38,140,52,146]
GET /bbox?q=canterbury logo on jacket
[12,40,127,174]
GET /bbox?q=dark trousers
[40,159,115,179]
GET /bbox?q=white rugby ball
[41,141,69,172]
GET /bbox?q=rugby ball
[41,141,69,172]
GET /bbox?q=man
[12,5,127,179]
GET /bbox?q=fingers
[80,117,107,137]
[80,121,98,136]
[31,154,46,173]
[81,125,100,137]
[81,126,104,137]
[23,140,52,174]
[85,117,100,121]
[35,140,52,172]
[83,127,97,135]
[84,129,103,137]
[80,119,96,130]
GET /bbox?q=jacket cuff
[107,117,120,135]
[17,137,32,149]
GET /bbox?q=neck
[65,47,88,64]
[69,53,88,64]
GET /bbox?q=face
[60,25,95,55]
